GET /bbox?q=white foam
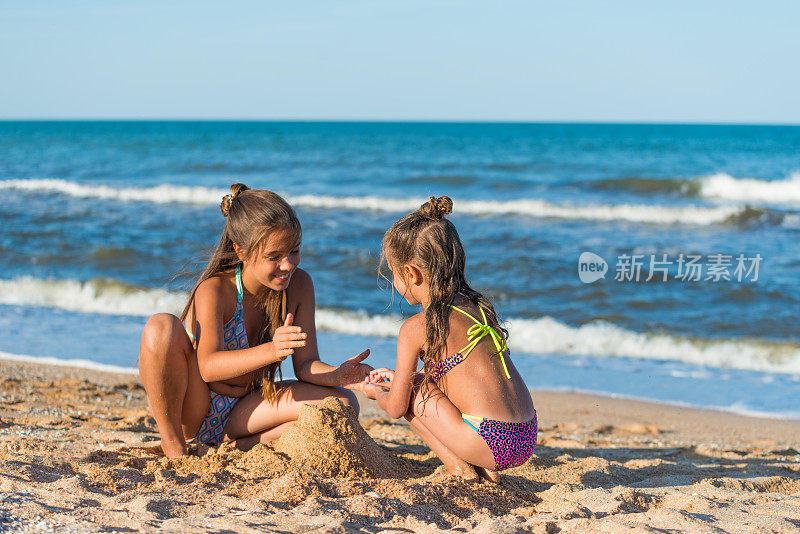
[0,276,187,317]
[2,276,799,375]
[699,172,800,206]
[508,316,800,375]
[293,194,742,225]
[0,350,138,375]
[782,214,800,229]
[0,179,228,204]
[315,308,403,338]
[0,178,745,226]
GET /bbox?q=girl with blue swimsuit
[363,196,537,482]
[138,183,373,457]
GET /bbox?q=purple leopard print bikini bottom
[462,410,538,470]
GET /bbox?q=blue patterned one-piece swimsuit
[192,265,250,445]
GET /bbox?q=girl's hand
[362,381,389,400]
[270,313,307,363]
[337,349,373,390]
[369,368,395,386]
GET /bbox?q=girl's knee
[141,313,188,356]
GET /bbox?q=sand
[1,358,799,533]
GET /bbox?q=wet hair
[181,183,301,401]
[380,196,508,390]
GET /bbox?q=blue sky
[1,1,798,122]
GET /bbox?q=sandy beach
[1,358,799,533]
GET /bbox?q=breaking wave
[590,172,800,208]
[0,178,767,226]
[699,172,800,205]
[1,276,798,374]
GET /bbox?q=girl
[364,196,536,482]
[139,183,372,457]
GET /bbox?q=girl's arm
[371,316,424,419]
[289,269,372,389]
[194,277,288,383]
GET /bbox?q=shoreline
[2,353,799,423]
[1,357,799,533]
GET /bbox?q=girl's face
[390,267,415,305]
[389,260,427,307]
[249,229,301,291]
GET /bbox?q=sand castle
[273,396,415,478]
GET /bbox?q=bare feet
[159,437,188,457]
[475,466,499,484]
[443,459,479,482]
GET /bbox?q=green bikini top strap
[235,264,244,304]
[448,304,511,379]
[448,304,483,326]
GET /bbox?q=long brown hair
[181,183,301,401]
[381,196,508,389]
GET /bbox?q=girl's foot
[452,464,479,482]
[159,437,188,457]
[443,459,479,481]
[475,466,499,484]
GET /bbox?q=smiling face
[246,227,301,292]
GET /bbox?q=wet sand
[1,357,799,533]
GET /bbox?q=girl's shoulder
[282,268,315,316]
[399,312,426,341]
[446,300,498,336]
[288,267,312,289]
[285,267,313,301]
[448,297,489,322]
[194,270,238,305]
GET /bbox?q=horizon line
[1,118,800,127]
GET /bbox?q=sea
[1,121,798,418]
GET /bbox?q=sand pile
[274,396,413,478]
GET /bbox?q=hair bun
[418,196,453,220]
[220,183,250,217]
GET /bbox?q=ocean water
[1,121,798,417]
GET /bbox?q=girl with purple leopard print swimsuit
[363,196,537,482]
